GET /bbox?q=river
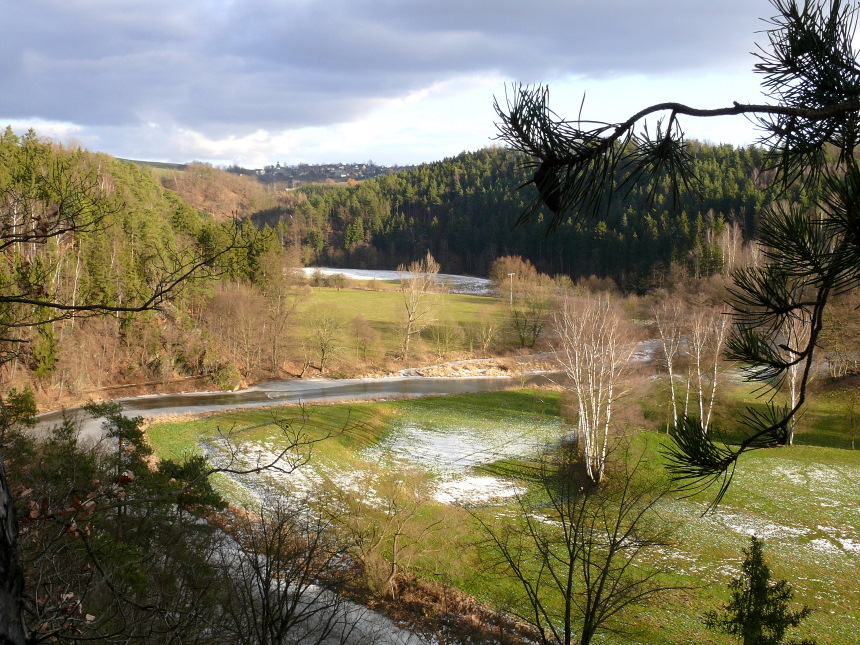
[32,371,568,645]
[35,372,561,439]
[298,267,494,295]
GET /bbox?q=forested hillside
[2,130,857,645]
[0,130,830,404]
[254,144,807,290]
[0,129,284,403]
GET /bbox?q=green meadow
[146,384,860,644]
[297,286,507,356]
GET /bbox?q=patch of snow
[711,510,806,540]
[771,462,859,493]
[817,525,860,555]
[201,438,323,506]
[364,424,544,475]
[432,476,526,506]
[809,538,842,555]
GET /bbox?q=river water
[35,372,561,439]
[298,267,494,295]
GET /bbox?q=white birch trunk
[554,295,633,484]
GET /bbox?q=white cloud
[0,1,776,164]
[1,119,84,142]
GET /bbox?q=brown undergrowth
[347,571,538,645]
[210,507,538,644]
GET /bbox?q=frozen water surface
[299,267,493,295]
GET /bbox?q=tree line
[251,143,810,291]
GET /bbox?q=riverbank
[33,351,560,416]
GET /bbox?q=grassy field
[298,287,507,357]
[301,287,503,325]
[145,385,860,644]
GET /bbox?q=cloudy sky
[2,1,775,167]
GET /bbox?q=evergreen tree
[704,536,815,645]
[0,130,248,645]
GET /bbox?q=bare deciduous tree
[820,289,860,379]
[687,308,728,434]
[652,297,727,435]
[553,295,634,483]
[351,314,384,364]
[264,280,306,376]
[323,469,441,600]
[426,317,464,359]
[203,283,268,375]
[780,310,812,445]
[305,307,346,374]
[398,251,440,360]
[510,280,552,349]
[218,502,357,645]
[718,220,745,276]
[652,298,686,433]
[477,444,678,645]
[468,312,500,354]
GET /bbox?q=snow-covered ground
[298,267,493,296]
[210,417,549,509]
[364,424,543,476]
[362,422,547,505]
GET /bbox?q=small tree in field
[705,536,815,645]
[478,444,678,645]
[490,255,552,348]
[304,306,346,374]
[398,251,440,360]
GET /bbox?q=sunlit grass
[299,287,507,357]
[146,403,393,463]
[145,385,860,644]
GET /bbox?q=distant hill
[149,162,299,222]
[248,144,801,290]
[118,157,188,171]
[131,144,806,290]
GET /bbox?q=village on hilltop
[254,160,414,186]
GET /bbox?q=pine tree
[494,0,860,503]
[704,536,816,645]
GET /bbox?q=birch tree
[687,308,728,434]
[553,295,634,484]
[652,299,686,433]
[718,221,745,276]
[397,251,440,360]
[780,310,812,445]
[652,298,727,435]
